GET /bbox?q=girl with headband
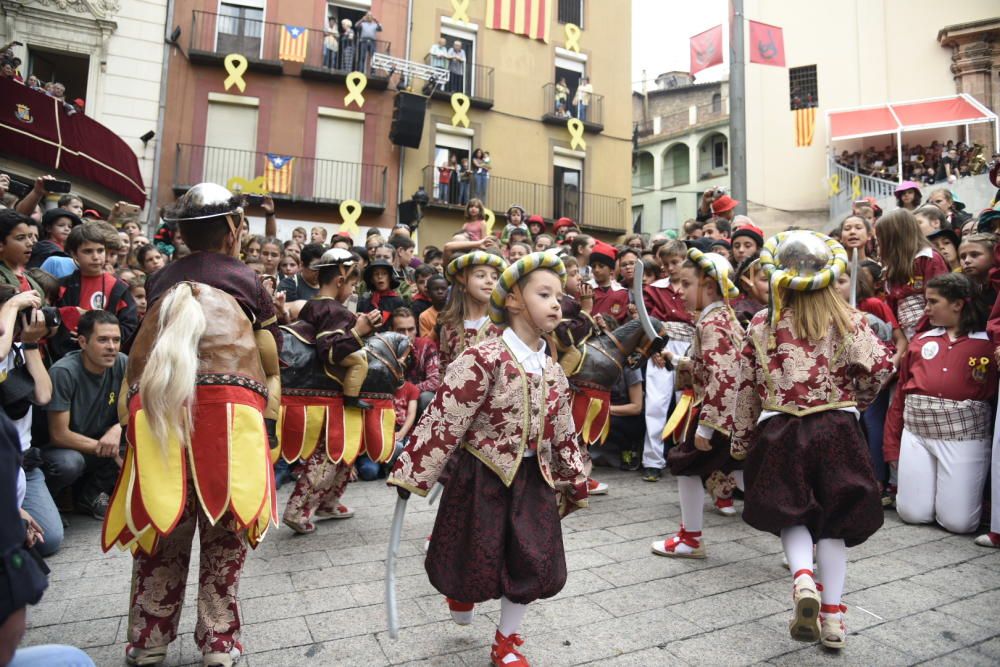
[730,231,894,651]
[389,253,588,667]
[436,250,508,369]
[651,248,744,558]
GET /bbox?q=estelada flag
[690,25,723,75]
[749,20,785,67]
[279,25,308,63]
[265,154,294,194]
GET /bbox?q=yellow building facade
[402,0,634,249]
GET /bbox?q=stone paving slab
[19,468,1000,666]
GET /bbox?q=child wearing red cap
[589,240,629,324]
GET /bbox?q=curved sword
[632,260,667,359]
[385,494,408,639]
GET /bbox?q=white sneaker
[974,532,1000,548]
[446,597,475,625]
[587,478,609,495]
[203,645,242,667]
[651,529,705,559]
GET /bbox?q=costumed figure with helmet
[651,249,744,560]
[102,183,283,667]
[730,231,894,652]
[387,253,588,667]
[279,249,409,535]
[436,250,508,370]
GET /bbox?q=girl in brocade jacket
[390,253,588,667]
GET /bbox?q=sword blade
[385,494,408,639]
[632,259,660,343]
[849,248,859,308]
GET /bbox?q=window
[27,48,89,103]
[632,205,643,232]
[441,27,476,96]
[660,199,677,229]
[557,0,583,27]
[789,65,818,110]
[553,153,582,221]
[433,127,472,204]
[216,1,264,59]
[204,97,258,186]
[712,136,727,169]
[711,93,722,114]
[663,144,690,188]
[697,133,727,179]
[632,152,653,190]
[314,110,364,201]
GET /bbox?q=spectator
[389,234,416,284]
[914,205,947,236]
[570,234,595,281]
[526,214,546,239]
[457,157,471,205]
[507,242,531,262]
[617,247,639,291]
[418,274,448,340]
[28,208,80,269]
[573,77,593,121]
[356,12,382,74]
[128,275,147,321]
[423,246,444,273]
[928,228,961,272]
[279,253,301,278]
[554,77,570,114]
[682,218,704,240]
[358,260,405,329]
[44,310,126,520]
[410,264,437,320]
[895,181,922,211]
[927,188,972,228]
[51,222,138,361]
[391,306,441,404]
[607,364,645,471]
[292,226,307,245]
[323,16,339,69]
[447,40,466,93]
[429,37,449,87]
[310,226,328,244]
[57,194,84,218]
[730,224,764,265]
[329,234,353,250]
[339,18,356,70]
[623,233,645,253]
[0,210,44,294]
[472,148,490,203]
[702,217,731,240]
[437,153,455,202]
[534,233,555,252]
[136,244,165,275]
[589,241,628,324]
[462,198,486,242]
[259,236,282,279]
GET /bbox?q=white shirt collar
[502,327,547,375]
[915,246,934,259]
[464,315,489,330]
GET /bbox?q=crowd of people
[1,42,84,115]
[322,11,382,74]
[834,140,990,184]
[2,164,1000,664]
[435,149,492,206]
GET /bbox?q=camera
[246,194,264,206]
[20,306,62,330]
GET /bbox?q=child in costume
[282,249,383,534]
[436,250,508,369]
[875,209,949,339]
[357,258,406,331]
[651,249,744,558]
[885,273,995,534]
[589,240,630,325]
[731,231,893,651]
[389,253,588,667]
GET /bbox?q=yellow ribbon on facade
[450,92,471,128]
[484,208,496,237]
[564,23,582,53]
[339,199,362,237]
[828,174,841,196]
[227,176,268,195]
[567,118,587,151]
[345,72,367,108]
[224,54,248,93]
[851,175,861,200]
[450,0,471,23]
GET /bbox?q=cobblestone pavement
[23,468,1000,666]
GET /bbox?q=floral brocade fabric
[389,338,587,508]
[689,302,744,435]
[437,321,504,370]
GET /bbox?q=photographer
[43,310,125,521]
[696,187,739,223]
[0,285,61,557]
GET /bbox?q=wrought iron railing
[305,34,391,76]
[175,144,387,208]
[422,55,494,104]
[828,158,897,220]
[420,165,625,232]
[542,82,603,128]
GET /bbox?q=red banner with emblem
[748,20,785,67]
[690,25,724,75]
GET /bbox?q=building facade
[0,0,168,210]
[401,0,633,250]
[742,0,998,226]
[157,0,407,237]
[632,74,729,234]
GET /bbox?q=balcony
[174,144,387,211]
[420,166,625,232]
[541,83,603,132]
[301,37,392,89]
[422,55,494,109]
[188,10,283,74]
[635,97,729,145]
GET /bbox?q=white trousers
[896,428,989,534]
[641,339,689,469]
[991,400,1000,534]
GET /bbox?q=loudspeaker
[389,92,427,149]
[398,200,420,225]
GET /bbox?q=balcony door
[554,153,582,221]
[204,100,258,187]
[441,26,476,97]
[314,113,364,202]
[216,0,264,60]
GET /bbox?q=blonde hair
[875,208,929,286]
[780,284,853,342]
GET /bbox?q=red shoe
[491,629,529,666]
[446,596,475,625]
[714,496,737,517]
[587,478,608,495]
[974,532,1000,548]
[651,528,705,559]
[316,504,354,520]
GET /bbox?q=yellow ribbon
[564,23,582,53]
[484,208,496,237]
[226,176,268,195]
[450,92,471,128]
[567,118,587,151]
[828,174,841,196]
[339,199,362,237]
[344,72,367,108]
[450,0,470,23]
[851,175,861,200]
[224,54,248,93]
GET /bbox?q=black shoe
[641,467,662,482]
[620,451,641,472]
[76,492,109,520]
[344,396,373,410]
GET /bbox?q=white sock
[781,525,814,576]
[498,596,527,638]
[732,470,745,492]
[817,538,847,613]
[677,475,705,532]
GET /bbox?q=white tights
[498,596,527,637]
[781,526,847,613]
[677,475,705,532]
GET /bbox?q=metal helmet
[310,247,357,270]
[161,183,243,223]
[774,230,833,278]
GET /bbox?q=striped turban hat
[489,252,567,325]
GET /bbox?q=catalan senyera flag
[279,25,308,62]
[794,107,817,147]
[264,154,294,194]
[485,0,552,43]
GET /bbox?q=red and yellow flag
[279,25,308,62]
[264,153,294,194]
[485,0,551,43]
[794,107,817,147]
